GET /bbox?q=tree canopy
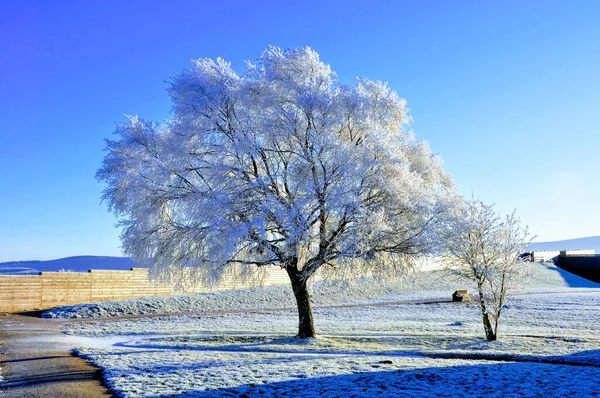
[97,46,456,337]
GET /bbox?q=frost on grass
[64,293,600,357]
[43,261,599,319]
[56,262,600,397]
[76,347,600,398]
[66,291,600,397]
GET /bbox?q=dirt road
[0,313,113,398]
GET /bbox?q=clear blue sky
[1,1,599,261]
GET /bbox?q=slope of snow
[526,235,600,252]
[43,261,600,319]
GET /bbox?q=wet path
[0,313,113,398]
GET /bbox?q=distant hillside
[526,236,600,253]
[0,256,143,275]
[2,238,599,275]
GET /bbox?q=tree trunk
[477,285,497,341]
[482,312,496,341]
[286,266,316,338]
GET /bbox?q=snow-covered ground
[54,263,600,397]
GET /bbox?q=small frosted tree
[442,199,533,341]
[97,46,455,338]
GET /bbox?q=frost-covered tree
[97,46,455,338]
[442,199,533,341]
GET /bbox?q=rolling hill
[0,256,141,275]
[526,236,600,253]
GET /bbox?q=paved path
[0,313,113,398]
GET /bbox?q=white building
[532,249,595,262]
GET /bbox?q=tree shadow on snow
[106,334,600,366]
[109,334,431,359]
[142,358,600,398]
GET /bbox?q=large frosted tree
[97,46,455,338]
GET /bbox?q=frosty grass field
[47,262,600,397]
